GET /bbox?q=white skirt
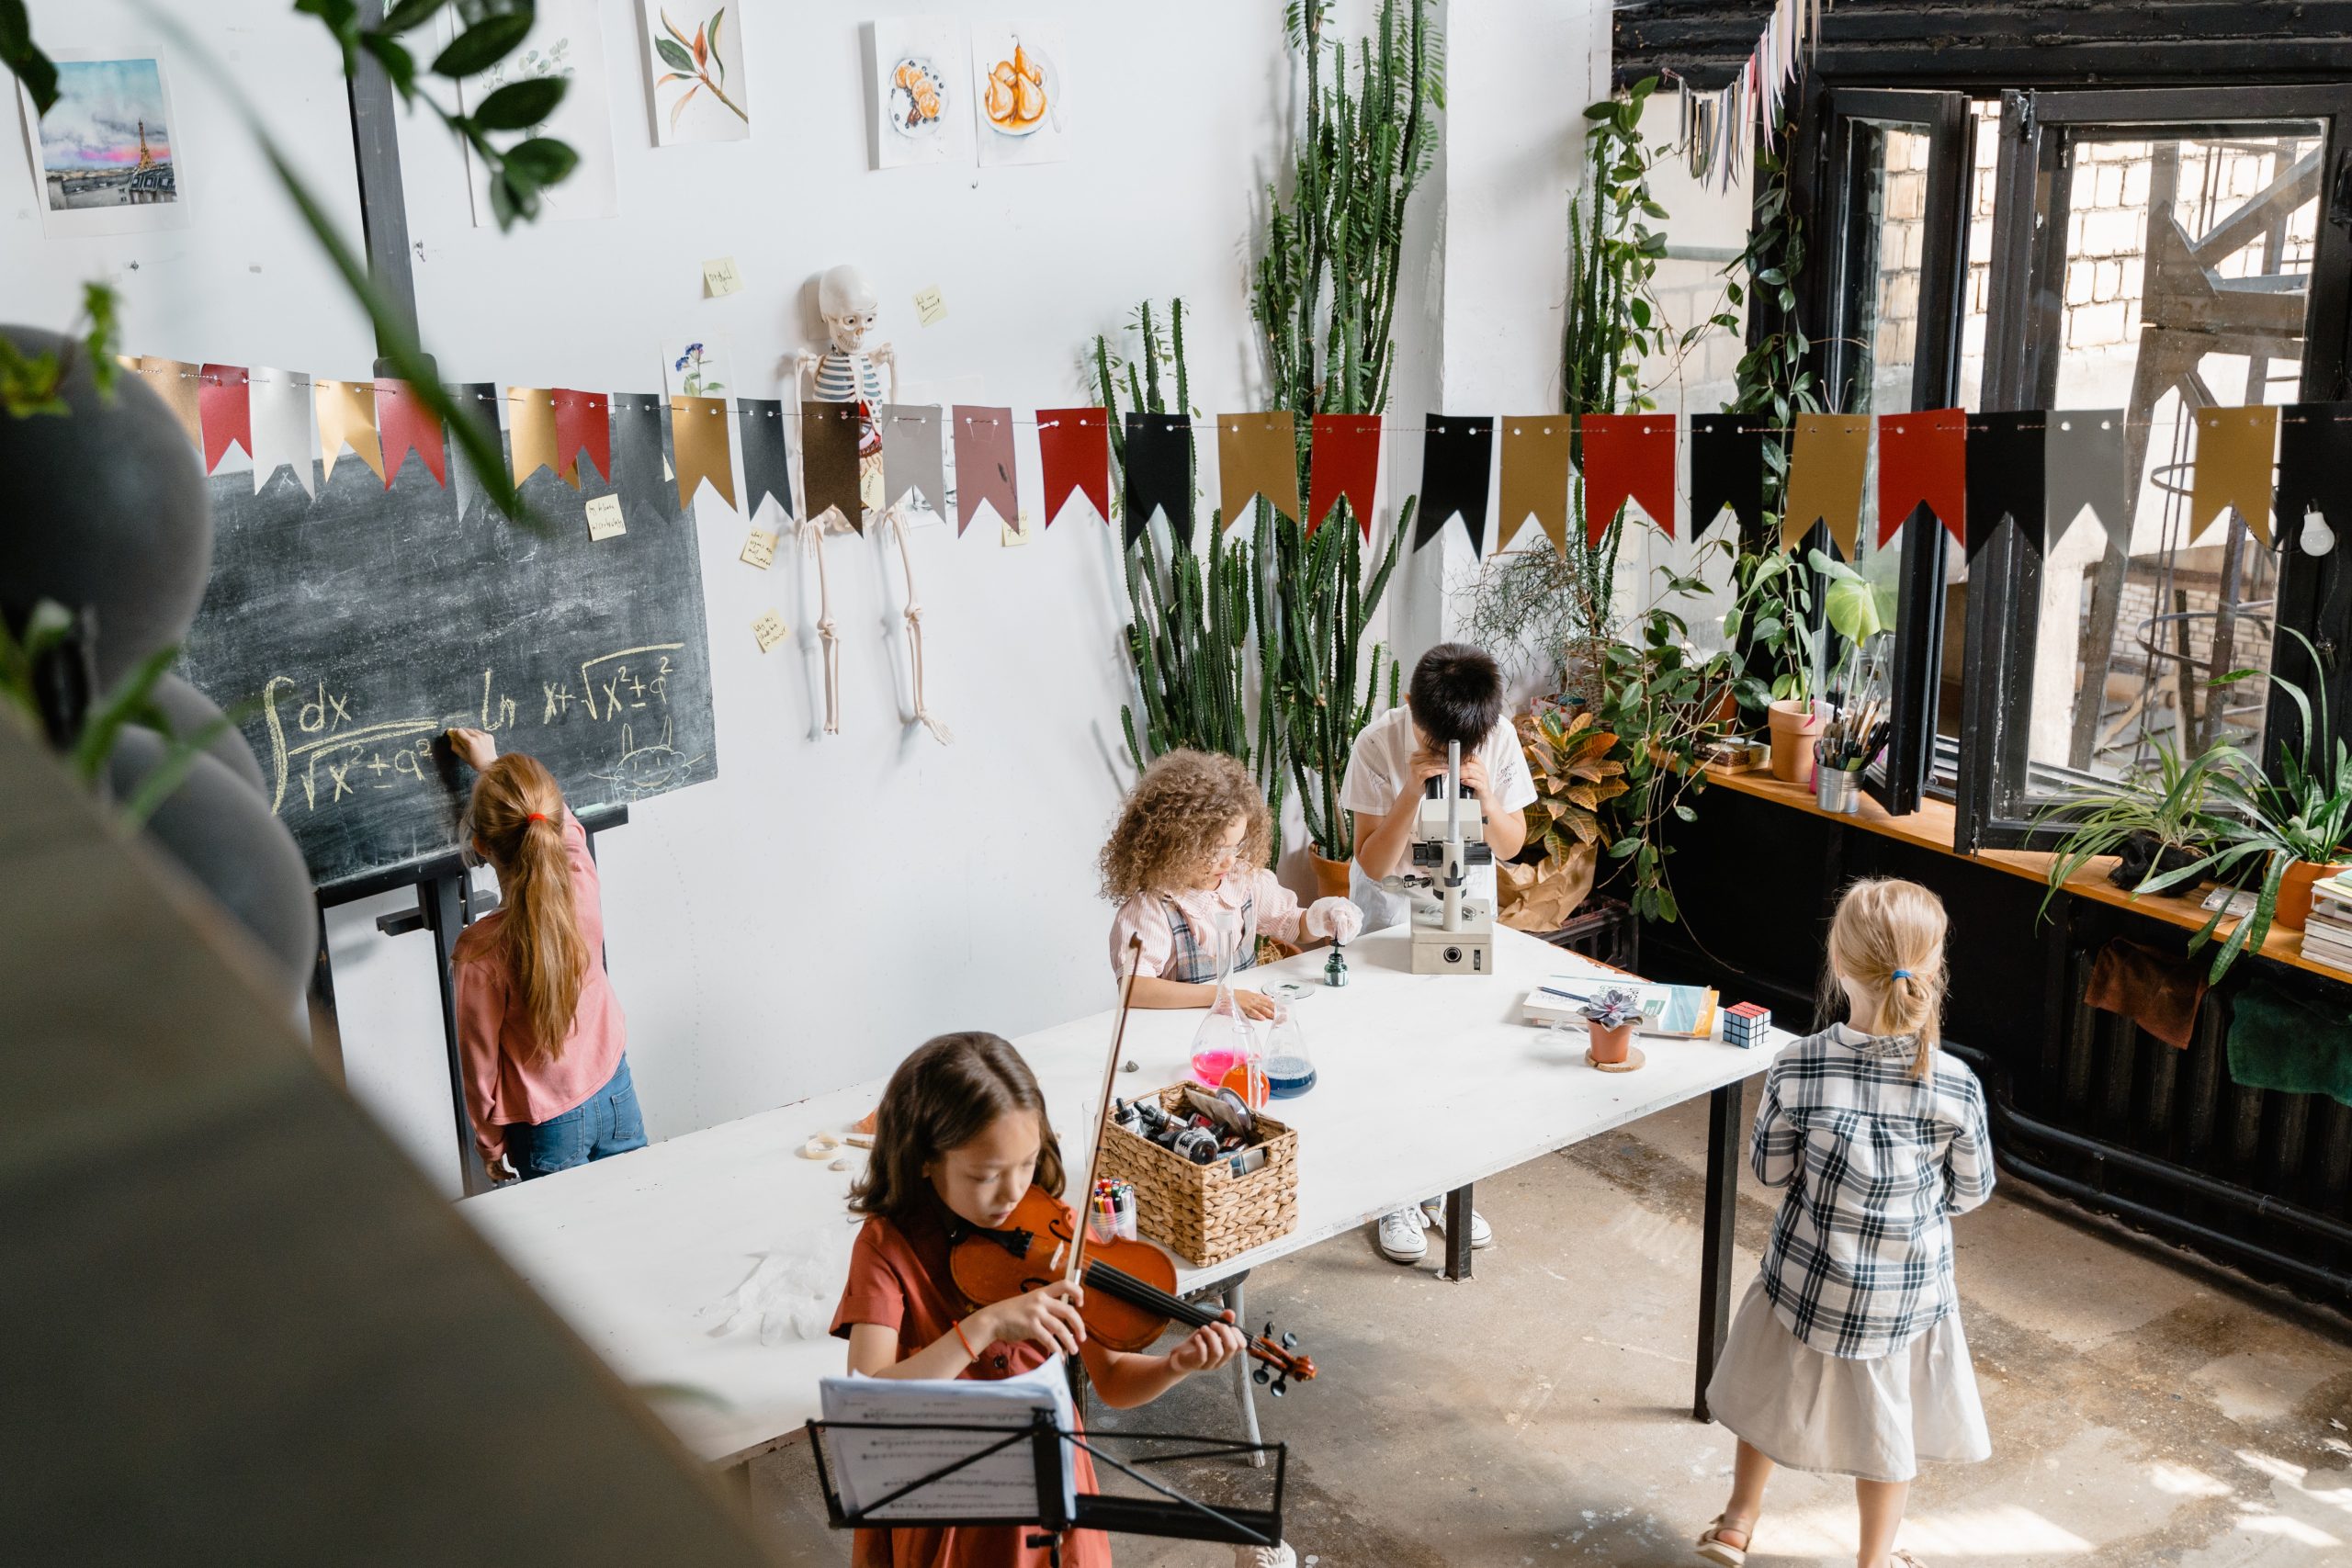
[1704,1275,1990,1483]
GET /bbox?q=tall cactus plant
[1251,0,1439,861]
[1097,300,1254,771]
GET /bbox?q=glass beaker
[1262,1000,1316,1099]
[1189,912,1265,1100]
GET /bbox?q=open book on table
[1522,950,1718,1038]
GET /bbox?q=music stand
[808,1413,1285,1567]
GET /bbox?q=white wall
[6,1,1610,1196]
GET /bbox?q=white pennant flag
[248,366,317,498]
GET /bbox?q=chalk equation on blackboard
[258,641,709,818]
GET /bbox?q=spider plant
[2034,732,2241,916]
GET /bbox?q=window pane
[1936,103,2003,784]
[2021,128,2323,784]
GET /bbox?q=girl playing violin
[834,1032,1271,1568]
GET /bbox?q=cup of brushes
[1812,698,1886,817]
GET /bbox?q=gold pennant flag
[1216,412,1300,525]
[506,387,569,488]
[671,394,736,511]
[314,378,386,485]
[2191,405,2279,547]
[130,356,204,450]
[1783,413,1871,554]
[1498,415,1576,553]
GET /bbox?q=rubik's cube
[1723,1001,1771,1049]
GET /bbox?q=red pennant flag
[374,378,448,487]
[1578,413,1678,544]
[1877,407,1966,546]
[198,363,251,473]
[1035,407,1110,526]
[552,388,611,485]
[1307,413,1382,538]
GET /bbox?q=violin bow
[1066,935,1143,1292]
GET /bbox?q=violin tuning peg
[1270,1377,1288,1398]
[1252,1367,1271,1386]
[1262,1321,1274,1339]
[1280,1331,1299,1349]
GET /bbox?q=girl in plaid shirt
[1696,879,1994,1568]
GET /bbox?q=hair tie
[1892,968,1913,980]
[526,812,549,824]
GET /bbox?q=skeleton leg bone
[888,502,953,745]
[799,513,842,736]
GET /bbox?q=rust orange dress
[831,1201,1112,1568]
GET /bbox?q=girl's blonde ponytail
[1826,877,1949,1078]
[467,755,588,1061]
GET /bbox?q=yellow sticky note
[740,526,778,569]
[751,608,790,653]
[703,256,744,298]
[585,494,627,540]
[1001,509,1034,547]
[914,286,947,326]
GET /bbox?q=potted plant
[1725,547,1821,783]
[1581,986,1645,1069]
[1504,706,1628,931]
[2035,732,2237,914]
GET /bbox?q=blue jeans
[507,1055,648,1180]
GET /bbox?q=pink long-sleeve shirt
[451,808,627,1160]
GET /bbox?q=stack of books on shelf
[2301,873,2352,975]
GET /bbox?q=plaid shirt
[1753,1026,1995,1359]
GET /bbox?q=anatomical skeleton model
[793,265,948,743]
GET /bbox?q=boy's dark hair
[1408,642,1505,749]
[848,1032,1066,1223]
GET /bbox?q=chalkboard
[178,388,718,890]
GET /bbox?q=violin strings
[1082,1260,1292,1361]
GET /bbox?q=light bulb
[2301,508,2336,557]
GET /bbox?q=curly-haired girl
[1099,750,1361,1014]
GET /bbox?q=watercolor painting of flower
[673,343,723,397]
[648,5,750,144]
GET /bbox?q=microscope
[1408,740,1494,976]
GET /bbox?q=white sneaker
[1233,1541,1296,1568]
[1421,1198,1494,1247]
[1375,1205,1427,1262]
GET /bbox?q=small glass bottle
[1261,999,1317,1099]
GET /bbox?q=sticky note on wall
[585,494,628,540]
[751,608,790,652]
[741,526,777,569]
[704,256,745,297]
[914,286,947,325]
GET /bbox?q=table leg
[1693,1081,1742,1421]
[1441,1183,1474,1282]
[1222,1273,1267,1469]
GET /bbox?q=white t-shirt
[1337,704,1536,931]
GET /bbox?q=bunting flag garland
[1416,414,1494,555]
[609,394,672,530]
[1578,412,1678,544]
[375,378,447,487]
[882,403,946,515]
[506,387,565,488]
[2189,405,2280,548]
[1307,413,1382,539]
[128,356,204,450]
[1123,411,1194,547]
[952,405,1018,535]
[670,394,736,512]
[800,401,864,527]
[2042,409,2128,554]
[246,367,316,498]
[1687,413,1767,543]
[198,363,252,474]
[1678,0,1826,190]
[737,398,794,521]
[1782,413,1870,555]
[1876,407,1966,547]
[314,378,385,486]
[1964,412,2047,558]
[1036,407,1110,527]
[1218,411,1300,526]
[1498,414,1576,554]
[2275,400,2352,550]
[553,388,612,486]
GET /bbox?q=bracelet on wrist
[953,1318,979,1361]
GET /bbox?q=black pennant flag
[1965,412,2047,559]
[736,397,794,523]
[1417,415,1494,554]
[1122,412,1193,548]
[1688,414,1767,544]
[2277,401,2352,547]
[609,393,672,532]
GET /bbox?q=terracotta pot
[1587,1020,1634,1066]
[1309,852,1352,899]
[1767,699,1826,787]
[2272,859,2350,931]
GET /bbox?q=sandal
[1695,1515,1751,1566]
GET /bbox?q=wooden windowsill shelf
[1701,765,2346,982]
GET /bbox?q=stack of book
[1522,951,1718,1038]
[2301,873,2352,975]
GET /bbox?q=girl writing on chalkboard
[447,728,646,1183]
[834,1032,1290,1568]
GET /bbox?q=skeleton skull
[818,265,880,355]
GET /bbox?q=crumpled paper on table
[703,1218,859,1345]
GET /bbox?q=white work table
[465,924,1794,1470]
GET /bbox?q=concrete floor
[751,1082,2352,1565]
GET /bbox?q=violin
[948,1186,1317,1393]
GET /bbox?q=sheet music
[820,1358,1079,1522]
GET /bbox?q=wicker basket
[1097,1084,1299,1267]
